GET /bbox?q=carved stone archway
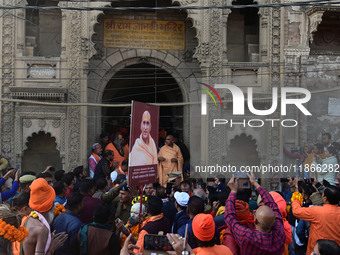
[227,133,261,167]
[22,131,62,173]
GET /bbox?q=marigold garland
[54,204,66,217]
[132,195,147,205]
[0,218,29,243]
[291,192,303,206]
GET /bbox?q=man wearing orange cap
[167,213,232,255]
[129,110,158,166]
[23,178,68,255]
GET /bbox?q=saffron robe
[157,143,183,186]
[129,134,158,166]
[105,142,128,167]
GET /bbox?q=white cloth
[312,155,338,185]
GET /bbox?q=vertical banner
[128,101,159,186]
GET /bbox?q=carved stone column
[62,2,84,170]
[1,0,18,162]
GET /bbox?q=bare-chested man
[23,178,67,255]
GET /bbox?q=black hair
[323,185,340,205]
[63,172,75,186]
[314,143,324,153]
[180,180,192,189]
[327,146,339,164]
[100,132,109,139]
[193,234,218,248]
[122,159,128,167]
[216,175,226,184]
[36,172,52,179]
[236,189,250,204]
[116,174,127,185]
[113,133,121,141]
[322,132,331,140]
[217,189,230,205]
[96,178,107,190]
[156,186,167,199]
[93,203,110,224]
[176,201,187,211]
[10,192,30,211]
[187,196,205,216]
[73,166,84,177]
[19,182,31,190]
[302,183,314,198]
[147,196,163,216]
[208,192,218,206]
[54,170,65,182]
[79,179,96,194]
[53,181,65,196]
[331,142,340,151]
[317,239,340,255]
[66,192,83,211]
[103,150,113,158]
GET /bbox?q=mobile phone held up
[144,234,174,254]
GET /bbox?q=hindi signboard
[103,19,185,50]
[128,101,159,186]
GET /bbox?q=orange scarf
[141,213,164,229]
[92,153,102,163]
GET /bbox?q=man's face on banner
[141,118,151,141]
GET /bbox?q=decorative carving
[81,38,90,57]
[270,2,282,160]
[1,0,16,160]
[177,0,199,4]
[66,2,83,170]
[14,108,66,155]
[183,50,194,62]
[23,119,32,128]
[52,120,61,128]
[309,11,325,43]
[38,119,47,128]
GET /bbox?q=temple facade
[0,0,339,179]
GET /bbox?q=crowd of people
[0,130,339,255]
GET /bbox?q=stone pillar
[1,0,18,163]
[62,1,87,171]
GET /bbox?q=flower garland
[30,211,40,220]
[54,204,66,217]
[291,192,304,206]
[0,218,29,243]
[132,195,147,205]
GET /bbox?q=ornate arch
[92,52,193,104]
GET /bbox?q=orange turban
[269,191,292,244]
[192,213,215,241]
[270,191,287,218]
[29,178,55,213]
[235,200,250,225]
